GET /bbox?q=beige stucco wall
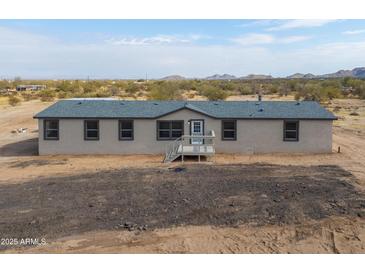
[38,108,333,155]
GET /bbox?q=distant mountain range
[160,67,365,80]
[286,73,316,79]
[287,67,365,79]
[205,74,236,80]
[160,75,187,80]
[320,67,365,78]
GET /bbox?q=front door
[191,120,204,145]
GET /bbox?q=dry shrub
[8,96,21,106]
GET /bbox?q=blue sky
[1,19,365,79]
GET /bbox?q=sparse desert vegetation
[1,77,365,107]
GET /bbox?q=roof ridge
[183,102,213,117]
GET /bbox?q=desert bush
[340,78,365,99]
[294,81,343,102]
[82,82,99,94]
[125,82,140,95]
[237,84,253,95]
[107,85,120,96]
[219,81,235,91]
[113,81,127,90]
[323,86,342,100]
[350,112,359,116]
[148,82,182,100]
[40,90,56,102]
[95,90,112,97]
[178,80,197,91]
[268,85,279,94]
[56,81,71,92]
[21,92,35,101]
[57,91,71,99]
[8,96,21,106]
[201,86,228,101]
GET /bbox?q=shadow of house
[0,138,38,156]
[0,164,364,251]
[8,159,67,168]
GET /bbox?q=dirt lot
[0,98,364,253]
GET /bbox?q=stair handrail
[165,136,182,157]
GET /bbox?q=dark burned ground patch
[0,164,364,249]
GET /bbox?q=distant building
[16,85,46,91]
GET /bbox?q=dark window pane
[223,130,235,139]
[159,130,170,138]
[87,130,98,138]
[46,130,58,138]
[157,121,184,140]
[159,122,170,130]
[222,120,236,140]
[223,121,235,130]
[285,131,297,139]
[171,130,182,138]
[46,120,58,130]
[121,121,133,130]
[285,122,297,131]
[193,124,201,131]
[86,121,98,130]
[171,121,183,130]
[121,131,132,138]
[44,120,59,140]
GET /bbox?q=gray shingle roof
[34,99,337,120]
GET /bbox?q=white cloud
[343,29,365,35]
[267,19,337,31]
[105,34,205,46]
[231,33,311,45]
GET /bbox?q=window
[84,120,99,140]
[44,120,59,140]
[157,120,184,140]
[222,120,237,140]
[119,120,134,140]
[283,120,299,141]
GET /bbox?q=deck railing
[164,130,216,162]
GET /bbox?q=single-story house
[34,99,337,161]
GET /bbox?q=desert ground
[0,96,364,253]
